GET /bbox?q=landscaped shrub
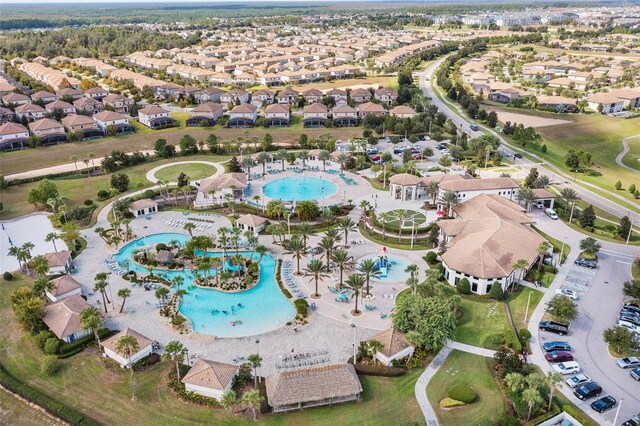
[294,298,308,317]
[142,189,156,199]
[457,278,471,294]
[3,271,14,281]
[562,405,593,426]
[83,199,94,206]
[447,383,476,403]
[499,415,520,426]
[34,330,55,350]
[57,328,116,356]
[96,189,109,200]
[519,329,532,341]
[425,251,438,265]
[440,397,465,408]
[489,282,504,300]
[44,338,60,355]
[503,330,522,352]
[156,243,168,252]
[40,355,59,376]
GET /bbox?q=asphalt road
[418,58,640,223]
[532,213,640,424]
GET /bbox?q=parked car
[545,351,573,363]
[423,135,431,141]
[621,308,640,318]
[574,258,597,269]
[566,374,590,388]
[539,321,570,336]
[514,153,523,158]
[617,356,640,369]
[590,395,616,413]
[543,341,572,352]
[623,303,640,315]
[552,361,580,375]
[618,320,640,334]
[412,153,423,160]
[545,208,559,220]
[620,315,640,327]
[622,415,639,426]
[573,382,602,400]
[436,144,446,150]
[555,288,579,300]
[533,200,545,209]
[630,367,640,380]
[393,147,404,154]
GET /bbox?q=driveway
[529,213,639,424]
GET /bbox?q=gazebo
[389,173,422,201]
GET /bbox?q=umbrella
[436,210,446,216]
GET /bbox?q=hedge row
[562,405,598,426]
[58,328,117,356]
[523,404,560,426]
[0,364,99,425]
[275,259,293,299]
[353,363,406,377]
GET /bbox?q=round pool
[114,233,295,338]
[358,253,413,283]
[263,176,337,201]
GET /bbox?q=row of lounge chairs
[340,174,357,185]
[282,261,307,299]
[325,169,340,175]
[105,258,126,275]
[165,219,212,231]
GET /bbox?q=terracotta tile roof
[15,103,46,114]
[29,118,64,133]
[192,102,223,113]
[265,103,289,114]
[62,114,95,127]
[181,358,238,390]
[130,199,158,210]
[389,173,421,185]
[199,172,248,192]
[230,103,257,114]
[0,122,28,136]
[358,102,386,113]
[452,194,533,225]
[93,111,127,122]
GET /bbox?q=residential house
[587,92,625,114]
[0,122,30,151]
[129,199,159,217]
[45,275,82,303]
[84,87,109,100]
[326,88,348,105]
[102,328,154,368]
[31,90,59,104]
[61,114,103,138]
[44,251,74,275]
[265,364,362,413]
[45,100,76,116]
[220,89,250,108]
[138,105,176,129]
[332,105,358,127]
[42,295,92,344]
[73,97,104,115]
[357,102,387,118]
[181,359,238,401]
[187,102,224,127]
[93,111,134,134]
[264,103,290,127]
[390,105,416,119]
[57,87,83,100]
[277,88,299,104]
[15,103,46,121]
[303,102,328,128]
[374,88,397,106]
[0,106,15,124]
[3,92,30,106]
[436,176,521,208]
[536,95,578,113]
[302,88,323,104]
[198,87,225,103]
[349,88,371,104]
[28,118,66,145]
[102,94,134,114]
[607,87,640,109]
[227,103,258,128]
[195,173,248,207]
[250,89,274,106]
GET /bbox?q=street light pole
[351,324,357,364]
[524,290,532,324]
[626,219,633,245]
[255,339,260,382]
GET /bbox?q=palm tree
[284,236,306,274]
[155,287,170,304]
[366,340,384,366]
[332,249,353,288]
[336,152,348,172]
[357,258,381,296]
[337,217,356,247]
[319,150,330,171]
[522,387,543,421]
[378,212,393,241]
[172,275,184,290]
[321,209,334,230]
[220,391,236,411]
[535,175,551,189]
[242,157,256,180]
[317,235,337,270]
[544,371,563,411]
[511,259,529,291]
[70,155,79,172]
[438,190,459,216]
[517,187,537,213]
[304,259,329,298]
[8,246,23,270]
[118,288,131,313]
[115,335,140,400]
[45,232,60,252]
[163,340,187,381]
[275,149,288,171]
[298,222,314,251]
[93,272,110,313]
[426,181,440,205]
[395,210,407,242]
[405,264,419,280]
[344,273,365,315]
[359,200,371,215]
[255,245,268,263]
[33,277,53,298]
[559,187,579,223]
[257,151,270,175]
[31,255,50,278]
[80,307,104,347]
[242,389,263,422]
[297,149,309,168]
[183,222,196,237]
[247,353,262,387]
[537,242,551,271]
[406,276,420,295]
[88,152,96,171]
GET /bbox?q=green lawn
[426,350,505,426]
[632,261,639,281]
[0,276,424,425]
[508,287,544,329]
[0,389,63,426]
[130,112,190,135]
[0,155,228,222]
[153,163,218,182]
[532,226,571,265]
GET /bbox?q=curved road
[419,58,640,223]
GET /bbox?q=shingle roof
[266,364,362,407]
[29,118,64,133]
[181,358,238,390]
[62,114,95,127]
[236,214,267,227]
[139,105,170,115]
[93,111,127,122]
[43,294,91,339]
[48,275,82,297]
[199,173,248,192]
[102,328,153,355]
[44,251,71,267]
[438,177,520,192]
[265,103,289,114]
[192,102,223,113]
[303,102,327,113]
[0,122,28,136]
[230,103,257,114]
[371,328,413,357]
[389,173,421,186]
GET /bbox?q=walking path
[145,160,223,184]
[615,134,639,173]
[415,341,496,425]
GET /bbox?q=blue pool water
[359,254,412,283]
[263,176,337,201]
[114,233,295,337]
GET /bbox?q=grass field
[454,288,542,349]
[426,350,505,426]
[0,155,227,221]
[153,162,218,182]
[0,389,65,426]
[0,275,424,425]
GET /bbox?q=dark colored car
[590,395,616,413]
[620,315,640,327]
[393,147,404,154]
[573,382,602,400]
[539,321,569,336]
[514,153,523,158]
[631,367,640,380]
[621,308,640,319]
[542,341,571,352]
[624,303,640,315]
[574,258,597,269]
[545,351,573,363]
[622,415,639,426]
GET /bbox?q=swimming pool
[262,176,337,201]
[114,233,295,338]
[358,253,413,283]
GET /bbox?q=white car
[555,288,579,300]
[533,200,545,209]
[618,320,640,334]
[545,208,559,220]
[552,361,580,375]
[566,374,591,388]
